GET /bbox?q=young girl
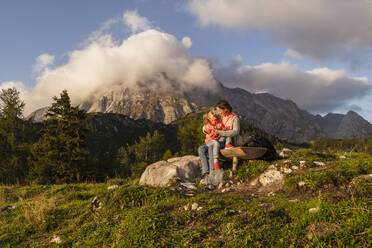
[202,110,222,172]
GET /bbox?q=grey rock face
[139,155,201,187]
[27,81,372,143]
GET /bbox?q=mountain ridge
[27,81,372,143]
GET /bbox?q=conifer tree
[0,87,32,184]
[30,90,91,184]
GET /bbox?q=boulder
[279,148,293,159]
[139,155,201,187]
[259,168,284,188]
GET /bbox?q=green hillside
[1,150,371,247]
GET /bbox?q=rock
[225,183,230,188]
[309,207,319,213]
[51,235,62,244]
[203,169,224,186]
[91,196,102,211]
[218,183,224,189]
[258,168,284,187]
[191,203,199,210]
[279,148,293,158]
[237,182,241,186]
[291,166,299,170]
[139,156,201,187]
[283,160,291,164]
[250,178,259,186]
[267,192,275,197]
[268,164,277,170]
[281,167,293,174]
[299,160,306,167]
[313,161,325,167]
[107,184,119,190]
[208,184,215,190]
[197,207,203,211]
[339,155,346,159]
[221,188,231,193]
[289,199,299,203]
[180,182,197,190]
[183,204,190,211]
[1,205,18,213]
[298,181,306,187]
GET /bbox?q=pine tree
[177,119,204,155]
[0,87,32,184]
[30,90,91,184]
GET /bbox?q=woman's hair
[216,100,232,114]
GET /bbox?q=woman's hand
[211,129,219,136]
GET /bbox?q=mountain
[312,111,372,139]
[27,81,372,143]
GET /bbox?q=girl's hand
[212,129,219,136]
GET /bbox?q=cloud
[33,53,55,72]
[186,0,372,61]
[123,10,152,34]
[0,12,216,115]
[213,58,372,113]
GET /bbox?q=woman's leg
[198,145,209,174]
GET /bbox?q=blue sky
[1,0,372,121]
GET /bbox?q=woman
[198,100,240,176]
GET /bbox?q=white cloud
[186,0,372,61]
[1,28,216,115]
[123,10,152,34]
[213,58,372,113]
[33,53,55,72]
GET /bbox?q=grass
[1,150,371,247]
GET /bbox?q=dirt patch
[306,222,341,238]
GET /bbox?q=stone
[218,183,224,189]
[313,161,325,167]
[51,235,62,244]
[91,196,102,211]
[267,192,275,197]
[299,161,306,167]
[298,181,306,187]
[258,169,284,187]
[208,184,215,190]
[291,166,299,170]
[279,148,293,158]
[139,156,201,187]
[250,178,259,186]
[107,184,119,190]
[2,205,18,213]
[191,203,199,210]
[339,155,346,159]
[289,199,299,203]
[268,164,277,170]
[221,188,231,193]
[281,167,293,174]
[225,183,230,188]
[180,182,197,190]
[203,169,224,186]
[309,207,319,213]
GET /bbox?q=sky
[1,0,372,121]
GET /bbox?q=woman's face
[216,107,226,116]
